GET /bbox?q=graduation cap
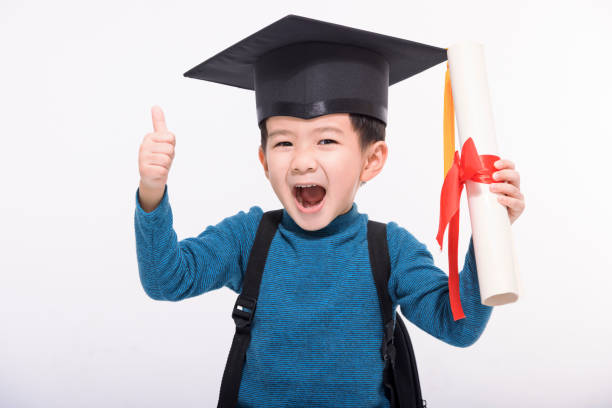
[182,14,448,126]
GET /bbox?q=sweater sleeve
[133,184,264,301]
[386,221,493,347]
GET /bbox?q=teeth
[296,184,318,188]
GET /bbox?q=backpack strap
[368,219,426,408]
[367,220,399,405]
[217,209,283,408]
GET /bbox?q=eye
[273,139,337,148]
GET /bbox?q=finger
[150,142,175,159]
[151,105,168,133]
[493,169,520,189]
[150,131,176,147]
[489,182,523,198]
[148,152,172,169]
[496,194,525,212]
[494,159,515,170]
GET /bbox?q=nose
[290,145,318,174]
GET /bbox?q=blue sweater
[134,185,493,407]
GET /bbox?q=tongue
[299,186,326,206]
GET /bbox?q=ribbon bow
[439,62,500,321]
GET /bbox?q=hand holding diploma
[490,159,525,225]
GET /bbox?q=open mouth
[293,185,327,213]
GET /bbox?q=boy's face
[258,113,387,231]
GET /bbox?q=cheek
[266,158,288,186]
[327,154,360,174]
[325,159,360,188]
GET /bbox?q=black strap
[368,220,425,408]
[367,220,399,406]
[216,209,283,408]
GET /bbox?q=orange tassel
[443,61,455,178]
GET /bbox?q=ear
[258,145,270,180]
[359,141,388,184]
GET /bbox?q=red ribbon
[436,137,500,321]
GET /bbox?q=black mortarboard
[183,14,447,126]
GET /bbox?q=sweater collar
[280,202,361,237]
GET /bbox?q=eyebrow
[268,126,344,139]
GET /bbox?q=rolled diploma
[447,41,521,306]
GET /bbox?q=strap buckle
[232,295,257,330]
[381,320,396,364]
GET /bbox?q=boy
[135,15,525,407]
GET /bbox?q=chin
[285,194,333,232]
[298,218,330,231]
[288,207,331,231]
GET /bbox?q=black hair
[258,113,386,157]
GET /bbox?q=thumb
[151,105,168,132]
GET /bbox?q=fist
[138,105,176,191]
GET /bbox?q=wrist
[138,181,165,213]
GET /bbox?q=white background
[1,0,611,406]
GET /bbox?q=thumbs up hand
[137,106,176,212]
[139,105,176,191]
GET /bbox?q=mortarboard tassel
[443,62,455,179]
[437,61,501,321]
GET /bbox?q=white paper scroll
[447,41,521,306]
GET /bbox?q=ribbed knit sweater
[134,185,493,407]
